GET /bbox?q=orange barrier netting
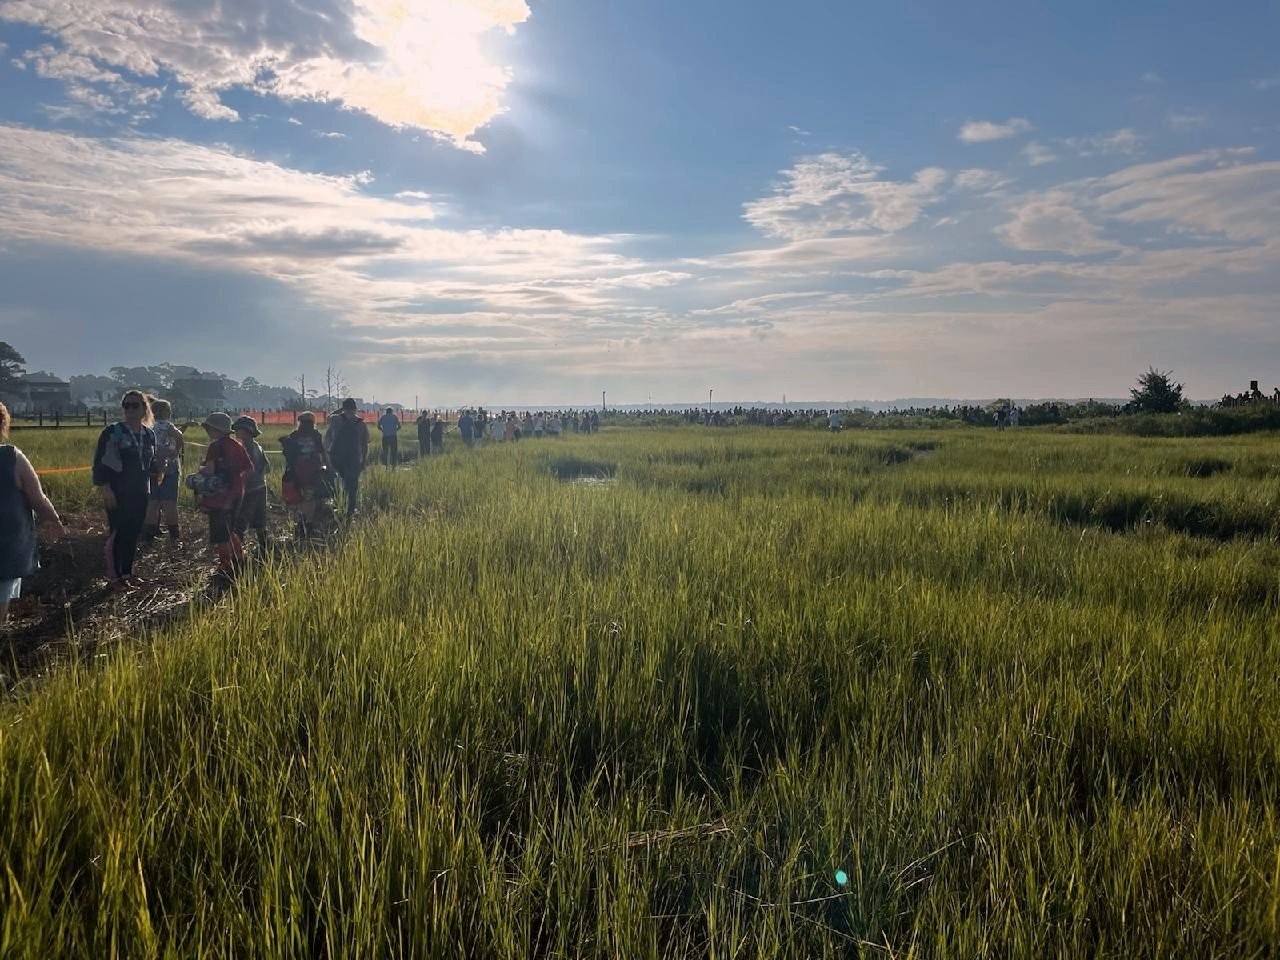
[35,465,93,477]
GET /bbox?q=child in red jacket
[198,412,253,575]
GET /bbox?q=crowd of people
[0,394,610,609]
[1218,386,1280,407]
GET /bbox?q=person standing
[232,416,271,555]
[92,390,162,591]
[0,402,65,625]
[328,398,369,518]
[143,398,184,543]
[458,410,474,446]
[198,412,253,576]
[280,411,331,538]
[416,412,431,458]
[378,407,400,466]
[430,415,445,454]
[491,414,506,443]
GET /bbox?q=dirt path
[1,501,306,689]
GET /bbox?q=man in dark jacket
[327,398,369,517]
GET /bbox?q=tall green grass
[1,427,1278,957]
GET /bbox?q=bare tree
[322,364,349,410]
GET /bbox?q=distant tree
[0,342,27,390]
[1130,367,1184,414]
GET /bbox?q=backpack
[330,416,361,467]
[153,421,180,474]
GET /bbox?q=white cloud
[1063,128,1143,157]
[958,117,1032,143]
[1021,141,1057,166]
[1141,71,1164,85]
[0,122,660,344]
[179,88,240,122]
[998,197,1124,256]
[316,130,349,139]
[287,117,303,126]
[1092,149,1280,244]
[742,152,947,241]
[0,0,531,150]
[1252,77,1280,91]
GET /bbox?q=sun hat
[297,411,316,423]
[341,397,357,411]
[202,412,233,435]
[231,415,261,437]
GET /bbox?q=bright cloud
[0,0,531,150]
[0,122,664,345]
[742,152,947,241]
[958,117,1032,143]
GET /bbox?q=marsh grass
[1,427,1278,957]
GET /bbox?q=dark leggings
[105,493,148,579]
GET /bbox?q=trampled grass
[1,427,1278,957]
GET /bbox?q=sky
[0,0,1278,405]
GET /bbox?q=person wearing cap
[199,411,253,575]
[232,416,271,555]
[327,398,369,518]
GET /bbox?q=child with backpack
[281,412,332,538]
[194,412,253,576]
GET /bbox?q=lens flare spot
[835,869,849,886]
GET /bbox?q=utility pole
[296,373,306,411]
[602,390,606,412]
[708,387,713,406]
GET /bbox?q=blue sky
[1,0,1278,404]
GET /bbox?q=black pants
[381,436,398,466]
[105,492,148,579]
[337,465,362,516]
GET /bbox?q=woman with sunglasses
[92,390,163,591]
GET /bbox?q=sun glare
[344,0,531,148]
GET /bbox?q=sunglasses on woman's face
[122,402,141,410]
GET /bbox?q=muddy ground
[1,499,313,689]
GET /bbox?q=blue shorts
[0,578,20,603]
[151,470,180,502]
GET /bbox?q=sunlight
[347,0,530,150]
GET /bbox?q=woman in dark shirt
[92,390,161,591]
[0,402,65,624]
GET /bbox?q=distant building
[171,377,227,415]
[5,373,73,414]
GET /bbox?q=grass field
[2,426,1278,957]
